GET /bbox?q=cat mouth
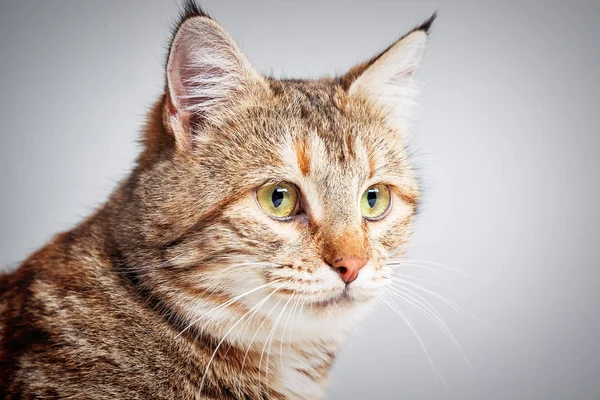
[312,289,355,309]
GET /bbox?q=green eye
[256,182,299,219]
[361,184,391,220]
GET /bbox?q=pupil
[272,187,285,208]
[367,189,378,208]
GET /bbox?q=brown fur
[0,2,433,398]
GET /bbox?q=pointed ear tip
[177,14,219,35]
[403,12,436,48]
[170,12,225,51]
[170,1,214,40]
[414,11,437,36]
[179,0,211,23]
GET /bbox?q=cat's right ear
[165,7,268,151]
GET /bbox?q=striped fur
[0,2,433,398]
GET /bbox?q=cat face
[184,80,418,316]
[122,8,430,339]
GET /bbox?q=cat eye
[360,184,391,220]
[256,182,300,219]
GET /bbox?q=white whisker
[279,292,299,369]
[389,258,470,278]
[396,274,453,290]
[177,279,281,338]
[380,294,447,387]
[238,297,283,396]
[261,292,294,392]
[287,284,307,352]
[198,285,283,397]
[385,286,470,367]
[389,277,483,325]
[387,261,450,281]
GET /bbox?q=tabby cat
[0,2,434,398]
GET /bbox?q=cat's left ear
[342,14,436,130]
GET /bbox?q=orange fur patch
[295,139,311,176]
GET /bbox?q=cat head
[115,1,433,340]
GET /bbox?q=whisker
[387,282,445,320]
[177,279,281,338]
[238,297,283,396]
[380,294,447,387]
[279,292,299,369]
[198,285,283,397]
[287,283,307,353]
[261,292,294,392]
[390,258,470,278]
[384,287,470,367]
[393,274,453,290]
[221,281,284,359]
[387,262,451,282]
[388,277,483,325]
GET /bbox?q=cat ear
[343,14,435,130]
[165,6,268,148]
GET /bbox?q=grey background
[1,1,599,399]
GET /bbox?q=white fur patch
[349,30,427,131]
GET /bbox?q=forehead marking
[295,138,311,176]
[368,146,376,179]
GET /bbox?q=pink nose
[330,256,368,284]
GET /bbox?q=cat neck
[183,326,342,400]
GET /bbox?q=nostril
[326,255,367,284]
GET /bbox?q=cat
[0,1,434,399]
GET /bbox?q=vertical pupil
[367,189,378,208]
[272,187,285,208]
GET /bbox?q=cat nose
[329,256,368,284]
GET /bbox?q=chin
[304,285,381,324]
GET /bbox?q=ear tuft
[178,1,211,26]
[413,11,437,36]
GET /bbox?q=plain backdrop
[1,1,599,399]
